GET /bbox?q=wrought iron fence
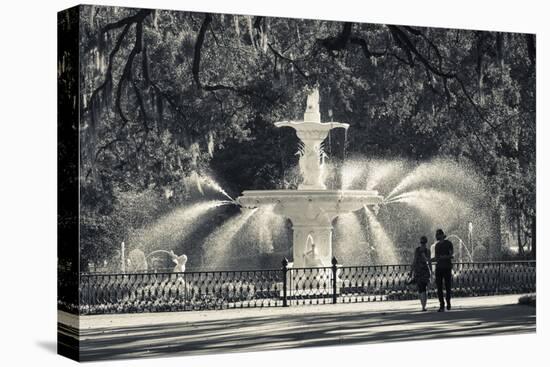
[64,260,535,315]
[78,269,283,314]
[338,261,536,303]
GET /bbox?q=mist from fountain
[341,160,366,190]
[325,157,408,192]
[365,159,407,191]
[114,156,495,271]
[385,189,469,227]
[129,200,232,254]
[151,157,490,269]
[385,159,483,202]
[202,208,258,269]
[241,204,286,254]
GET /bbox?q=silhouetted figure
[411,236,432,311]
[432,229,454,312]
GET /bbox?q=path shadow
[77,303,535,361]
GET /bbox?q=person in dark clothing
[432,229,454,312]
[410,236,432,311]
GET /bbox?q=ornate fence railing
[62,260,535,315]
[77,269,283,314]
[338,261,535,303]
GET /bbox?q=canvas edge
[57,4,82,362]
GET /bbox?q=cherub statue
[169,250,188,273]
[303,233,324,267]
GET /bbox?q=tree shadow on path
[77,303,535,361]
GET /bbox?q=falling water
[445,234,474,262]
[241,205,285,253]
[340,128,349,188]
[283,164,302,189]
[333,212,371,264]
[322,161,339,189]
[364,205,398,264]
[129,200,231,254]
[202,208,258,268]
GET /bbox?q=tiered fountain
[237,89,383,268]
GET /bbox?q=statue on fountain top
[306,88,319,111]
[304,88,321,123]
[273,87,349,190]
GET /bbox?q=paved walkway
[59,295,535,361]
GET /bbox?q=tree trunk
[476,32,485,105]
[233,16,241,46]
[525,34,535,65]
[491,194,505,259]
[246,16,256,49]
[516,211,523,255]
[531,215,536,259]
[496,32,504,72]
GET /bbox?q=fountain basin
[238,190,382,220]
[237,189,383,267]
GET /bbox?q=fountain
[237,89,383,267]
[98,93,493,274]
[88,93,496,275]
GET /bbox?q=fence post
[282,257,288,307]
[495,262,502,295]
[183,272,187,311]
[332,256,338,304]
[86,275,91,314]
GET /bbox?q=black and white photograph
[54,3,541,362]
[3,1,548,366]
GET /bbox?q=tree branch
[386,25,498,131]
[319,22,352,53]
[88,23,130,125]
[267,43,309,79]
[101,9,152,32]
[89,9,152,126]
[191,13,277,103]
[192,13,213,89]
[349,36,387,59]
[387,25,455,78]
[116,19,145,125]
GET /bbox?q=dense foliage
[76,6,535,268]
